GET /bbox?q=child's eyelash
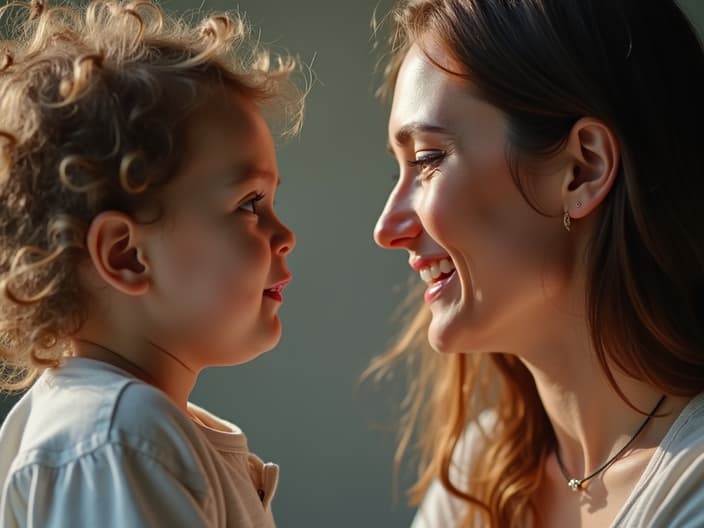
[239,192,266,214]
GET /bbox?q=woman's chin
[427,311,466,354]
[428,304,494,356]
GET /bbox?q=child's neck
[72,335,197,412]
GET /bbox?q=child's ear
[85,211,150,296]
[561,117,620,220]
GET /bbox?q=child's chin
[230,334,282,366]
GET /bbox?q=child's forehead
[181,90,271,151]
[188,88,264,133]
[172,90,277,188]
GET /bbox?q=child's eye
[238,193,265,214]
[408,150,446,177]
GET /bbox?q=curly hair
[0,0,304,392]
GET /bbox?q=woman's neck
[517,323,687,484]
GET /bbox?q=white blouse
[0,358,278,528]
[412,393,704,527]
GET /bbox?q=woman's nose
[373,184,421,249]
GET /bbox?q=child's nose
[373,185,421,249]
[273,218,296,256]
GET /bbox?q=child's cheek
[186,232,269,309]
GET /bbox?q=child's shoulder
[2,358,197,473]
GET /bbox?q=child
[0,1,303,526]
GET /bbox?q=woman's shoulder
[615,392,704,527]
[646,391,704,485]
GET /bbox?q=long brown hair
[369,1,704,526]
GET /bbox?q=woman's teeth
[419,258,455,284]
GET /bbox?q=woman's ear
[85,211,150,296]
[561,117,620,220]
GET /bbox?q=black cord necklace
[554,394,666,492]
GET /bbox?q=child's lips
[263,276,291,302]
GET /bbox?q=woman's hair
[0,0,304,392]
[369,1,704,526]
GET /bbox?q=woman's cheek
[421,174,467,243]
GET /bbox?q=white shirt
[0,358,278,528]
[412,393,704,527]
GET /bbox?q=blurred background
[2,0,704,526]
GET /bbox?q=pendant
[568,479,582,492]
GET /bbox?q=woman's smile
[410,256,458,303]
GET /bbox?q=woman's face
[375,43,574,355]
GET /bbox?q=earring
[563,210,571,232]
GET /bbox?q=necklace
[554,394,666,492]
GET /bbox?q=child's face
[142,90,295,369]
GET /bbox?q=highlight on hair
[368,1,704,526]
[0,0,305,392]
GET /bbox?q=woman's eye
[238,193,265,214]
[409,151,446,176]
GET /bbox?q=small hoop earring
[563,210,571,232]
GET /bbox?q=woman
[371,0,704,526]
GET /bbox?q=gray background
[2,1,703,527]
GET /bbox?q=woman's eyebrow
[387,122,452,156]
[394,122,451,145]
[387,122,453,154]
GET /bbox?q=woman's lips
[424,269,457,303]
[409,256,458,303]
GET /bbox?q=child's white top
[0,357,278,528]
[412,392,704,527]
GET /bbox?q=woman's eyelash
[408,151,446,172]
